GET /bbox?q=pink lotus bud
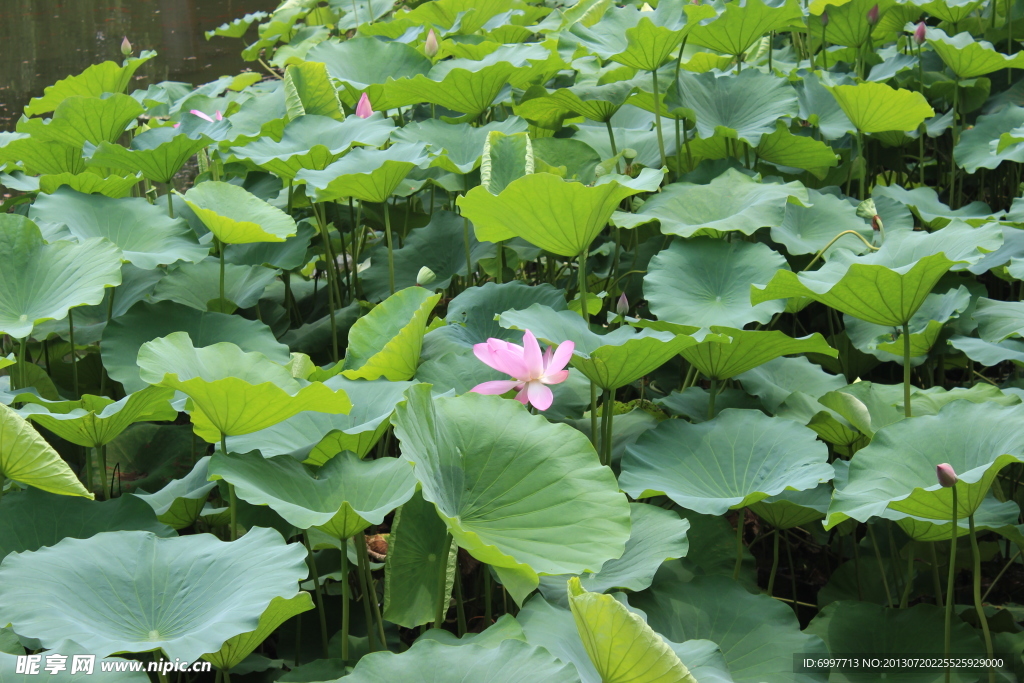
[914,21,926,45]
[356,92,373,119]
[821,12,829,26]
[189,109,214,123]
[425,29,439,58]
[616,293,629,316]
[936,463,958,488]
[121,36,132,57]
[866,3,879,24]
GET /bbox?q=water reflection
[0,0,276,130]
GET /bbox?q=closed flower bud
[416,266,436,286]
[821,12,829,26]
[121,36,132,56]
[914,21,926,45]
[425,29,439,58]
[356,92,373,119]
[866,3,879,25]
[936,463,958,488]
[616,292,629,316]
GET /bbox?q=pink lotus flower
[189,109,223,122]
[425,29,439,58]
[866,3,879,24]
[356,93,373,119]
[471,330,574,411]
[914,21,927,45]
[936,463,958,488]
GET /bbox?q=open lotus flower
[356,92,374,119]
[471,330,574,411]
[190,109,223,122]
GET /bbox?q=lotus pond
[2,0,1024,680]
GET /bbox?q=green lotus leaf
[737,356,848,412]
[182,181,298,244]
[688,0,804,57]
[748,484,831,530]
[24,55,155,116]
[567,576,698,683]
[17,94,144,148]
[459,172,650,256]
[383,490,458,629]
[0,488,172,566]
[342,287,440,381]
[612,169,808,237]
[751,221,1002,326]
[755,124,841,178]
[342,638,579,683]
[37,171,142,198]
[770,188,873,257]
[102,301,290,393]
[516,82,636,125]
[880,493,1024,544]
[230,114,395,180]
[132,456,217,530]
[667,69,797,146]
[621,408,832,514]
[392,118,527,175]
[0,527,307,662]
[972,297,1024,341]
[825,401,1024,528]
[205,11,268,39]
[0,216,122,339]
[84,127,213,184]
[675,327,837,380]
[306,36,432,107]
[29,188,207,269]
[228,378,415,462]
[1,392,92,495]
[815,0,898,47]
[644,237,788,328]
[826,82,934,133]
[152,260,277,311]
[419,614,527,648]
[296,143,428,203]
[19,386,176,448]
[0,136,85,176]
[137,332,351,441]
[912,0,982,23]
[498,304,700,390]
[953,105,1024,173]
[872,185,997,228]
[284,60,343,121]
[817,381,905,438]
[392,385,631,605]
[779,393,865,451]
[202,593,314,671]
[926,27,1024,79]
[209,450,416,538]
[224,222,315,271]
[949,334,1024,366]
[805,602,987,680]
[633,574,828,683]
[845,285,971,362]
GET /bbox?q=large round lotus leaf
[102,300,290,394]
[748,484,831,530]
[25,55,154,116]
[498,304,700,390]
[28,188,207,270]
[19,385,177,448]
[675,327,837,380]
[632,574,828,683]
[667,69,798,146]
[872,185,997,229]
[225,222,316,271]
[208,450,416,539]
[0,403,91,498]
[84,127,213,184]
[612,169,808,237]
[392,385,631,605]
[458,172,647,257]
[826,82,934,133]
[926,27,1024,79]
[826,401,1024,528]
[137,332,351,441]
[645,238,787,328]
[151,260,278,311]
[283,61,343,121]
[0,527,307,662]
[228,378,416,462]
[17,94,144,148]
[737,356,848,413]
[953,106,1024,173]
[621,409,832,515]
[37,170,143,199]
[567,577,697,683]
[182,181,297,244]
[880,494,1024,543]
[949,334,1024,366]
[342,287,440,381]
[0,488,172,564]
[688,0,804,56]
[754,124,840,179]
[392,118,527,174]
[0,216,122,340]
[132,457,217,530]
[751,221,1002,326]
[804,602,987,682]
[341,638,579,682]
[202,593,314,671]
[296,143,429,204]
[972,297,1024,342]
[515,82,635,125]
[229,114,395,180]
[306,36,431,103]
[770,188,874,257]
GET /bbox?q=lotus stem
[303,531,330,660]
[867,524,894,607]
[603,389,615,467]
[340,539,350,663]
[218,238,226,305]
[605,120,621,174]
[221,434,238,542]
[982,548,1022,603]
[463,215,473,287]
[435,533,453,629]
[18,337,27,391]
[497,241,505,284]
[98,444,110,500]
[803,230,878,272]
[785,529,799,612]
[99,289,115,396]
[768,529,781,596]
[384,200,396,295]
[931,542,944,608]
[708,377,719,420]
[68,309,79,399]
[650,68,668,170]
[166,188,174,218]
[313,203,340,361]
[968,514,996,682]
[733,508,744,580]
[483,564,492,624]
[356,531,387,648]
[944,485,959,683]
[900,539,915,608]
[454,564,467,637]
[903,322,912,417]
[853,530,863,600]
[590,382,599,450]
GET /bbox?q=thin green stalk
[303,532,330,660]
[968,514,996,683]
[603,389,615,468]
[483,564,492,624]
[944,485,959,683]
[733,509,745,580]
[899,540,915,608]
[605,120,621,173]
[18,337,27,391]
[982,549,1022,603]
[313,204,340,361]
[355,536,377,652]
[340,541,350,663]
[435,534,453,629]
[218,238,226,304]
[767,529,781,596]
[589,382,599,450]
[356,531,387,648]
[903,322,912,417]
[650,68,668,169]
[68,309,79,399]
[221,434,238,542]
[99,289,115,396]
[931,542,945,608]
[384,201,396,295]
[785,529,799,613]
[463,215,473,286]
[98,444,110,500]
[454,565,467,637]
[853,531,863,600]
[868,524,894,607]
[708,377,719,420]
[599,388,613,466]
[497,241,505,284]
[166,188,174,218]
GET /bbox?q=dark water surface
[0,0,277,130]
